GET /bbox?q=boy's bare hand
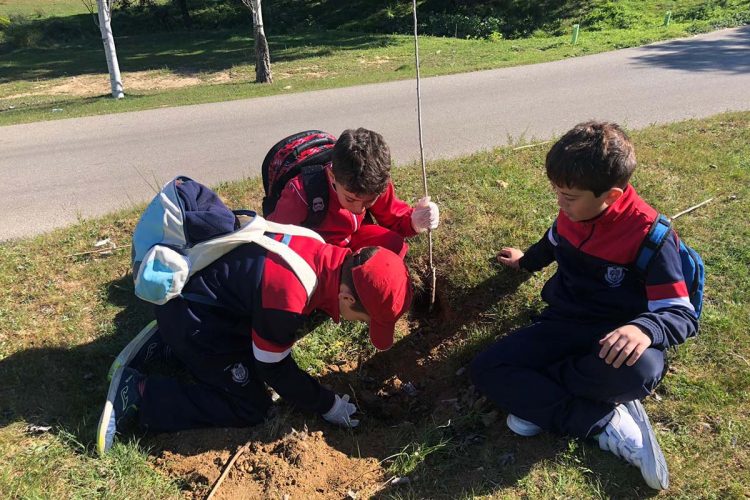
[598,325,652,368]
[497,247,524,269]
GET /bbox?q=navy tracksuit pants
[138,324,272,432]
[470,319,666,438]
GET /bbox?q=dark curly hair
[331,128,391,195]
[546,121,636,197]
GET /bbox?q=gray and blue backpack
[131,176,323,305]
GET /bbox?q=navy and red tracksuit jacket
[519,185,698,348]
[266,164,417,247]
[155,233,349,415]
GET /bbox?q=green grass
[1,112,749,497]
[0,0,88,18]
[1,0,748,125]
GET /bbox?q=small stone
[402,381,418,397]
[498,452,515,466]
[346,490,358,499]
[496,180,509,189]
[26,425,52,434]
[455,367,467,377]
[390,476,411,486]
[83,372,94,380]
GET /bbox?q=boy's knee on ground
[595,347,665,401]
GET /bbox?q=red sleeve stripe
[252,331,293,353]
[647,281,689,300]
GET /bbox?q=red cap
[352,247,413,350]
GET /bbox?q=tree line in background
[2,0,749,98]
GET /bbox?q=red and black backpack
[261,130,336,228]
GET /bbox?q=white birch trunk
[245,0,272,83]
[96,0,124,99]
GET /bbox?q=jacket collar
[571,184,637,227]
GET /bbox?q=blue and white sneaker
[598,402,669,490]
[506,414,543,437]
[96,368,145,455]
[108,320,170,375]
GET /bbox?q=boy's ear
[326,168,335,184]
[603,187,624,205]
[338,284,356,304]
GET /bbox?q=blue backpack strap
[635,214,672,273]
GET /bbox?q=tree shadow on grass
[0,24,399,84]
[0,275,153,447]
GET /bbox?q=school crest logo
[228,363,249,385]
[604,266,626,287]
[312,197,325,212]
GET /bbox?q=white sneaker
[598,403,669,490]
[507,414,543,437]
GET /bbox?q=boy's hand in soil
[497,247,524,270]
[598,325,653,368]
[322,394,359,428]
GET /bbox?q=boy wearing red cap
[98,224,411,452]
[267,128,439,259]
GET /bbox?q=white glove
[322,394,359,428]
[411,196,440,233]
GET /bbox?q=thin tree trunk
[251,1,272,83]
[254,26,272,83]
[96,0,124,98]
[174,0,192,29]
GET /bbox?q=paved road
[2,26,749,241]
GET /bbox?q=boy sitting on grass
[471,121,699,490]
[267,128,439,259]
[97,179,412,454]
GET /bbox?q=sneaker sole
[107,320,159,381]
[96,320,157,456]
[626,399,669,490]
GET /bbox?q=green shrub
[582,1,643,30]
[417,13,506,39]
[2,15,42,49]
